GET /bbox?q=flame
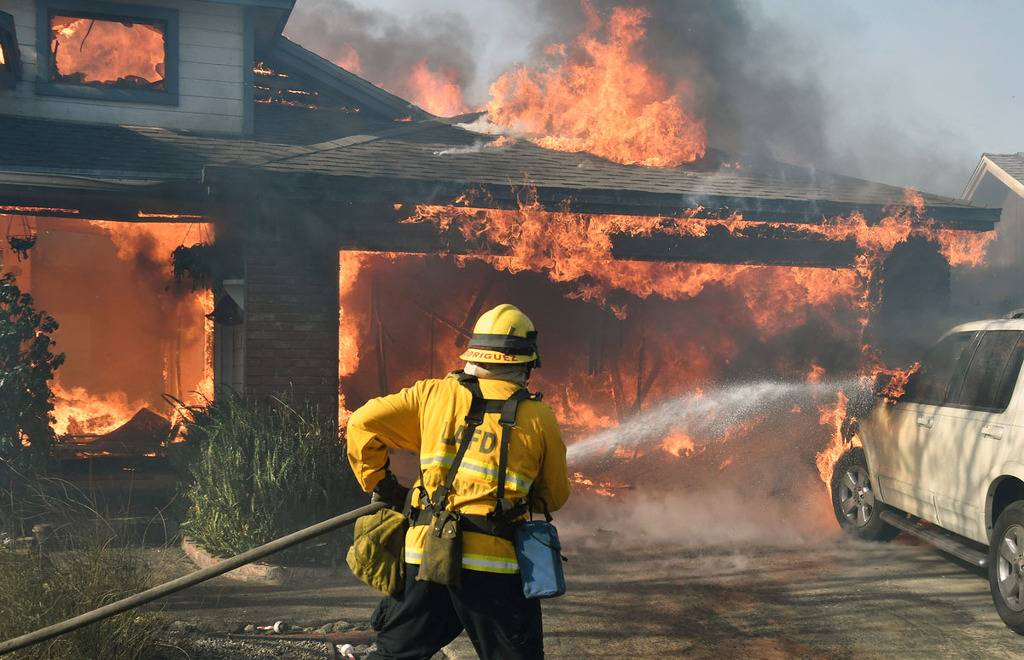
[486,2,706,166]
[661,431,696,458]
[406,59,469,117]
[33,221,215,444]
[334,46,363,73]
[50,379,147,437]
[805,363,826,383]
[814,390,850,487]
[571,471,620,497]
[339,251,368,425]
[875,362,921,401]
[51,16,165,89]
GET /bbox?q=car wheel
[989,501,1024,634]
[830,447,899,542]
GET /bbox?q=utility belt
[408,504,527,542]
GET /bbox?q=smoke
[285,1,993,195]
[283,0,476,110]
[559,487,835,550]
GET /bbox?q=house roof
[0,110,999,229]
[0,36,999,230]
[962,153,1024,206]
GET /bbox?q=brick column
[243,228,339,419]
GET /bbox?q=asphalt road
[154,526,1024,659]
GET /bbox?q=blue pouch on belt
[514,520,566,599]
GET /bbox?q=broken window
[49,13,167,90]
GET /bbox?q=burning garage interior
[0,0,1022,656]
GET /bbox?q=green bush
[0,272,64,476]
[177,392,362,560]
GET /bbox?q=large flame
[486,2,706,166]
[51,16,165,88]
[2,219,215,445]
[406,60,470,117]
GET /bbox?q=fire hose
[0,501,386,656]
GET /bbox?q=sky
[286,0,1023,198]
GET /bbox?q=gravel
[154,633,337,659]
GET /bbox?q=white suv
[832,315,1024,633]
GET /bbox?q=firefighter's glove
[371,472,409,510]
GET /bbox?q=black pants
[367,562,543,660]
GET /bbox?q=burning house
[0,0,1002,498]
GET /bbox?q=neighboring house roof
[963,153,1024,205]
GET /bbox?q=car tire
[830,447,899,542]
[988,501,1024,634]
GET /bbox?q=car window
[902,331,978,405]
[953,331,1024,412]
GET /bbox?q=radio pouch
[514,500,566,599]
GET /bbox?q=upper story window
[36,1,178,105]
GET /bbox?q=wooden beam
[335,215,860,268]
[0,183,209,222]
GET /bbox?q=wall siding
[0,0,246,134]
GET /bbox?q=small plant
[0,272,64,476]
[177,392,362,560]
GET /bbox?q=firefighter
[347,303,570,660]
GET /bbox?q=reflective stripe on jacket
[346,374,570,573]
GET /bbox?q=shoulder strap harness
[417,371,540,538]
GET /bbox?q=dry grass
[0,476,164,659]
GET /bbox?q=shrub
[177,392,362,560]
[0,272,64,475]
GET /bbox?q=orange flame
[874,362,921,402]
[660,431,696,458]
[42,221,214,442]
[51,16,165,88]
[814,390,850,487]
[486,2,706,166]
[571,471,620,497]
[406,59,469,117]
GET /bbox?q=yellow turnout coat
[347,374,570,574]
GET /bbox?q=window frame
[35,0,179,106]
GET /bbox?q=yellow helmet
[459,304,540,366]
